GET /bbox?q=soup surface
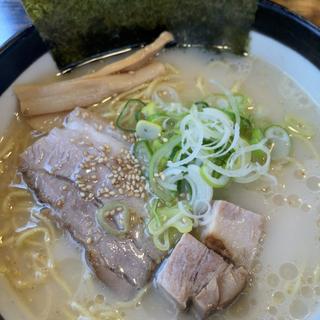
[0,48,320,320]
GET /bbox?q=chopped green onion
[200,163,230,188]
[149,135,181,202]
[240,117,253,140]
[141,102,158,118]
[134,141,152,177]
[148,204,193,251]
[177,179,192,198]
[116,99,145,132]
[250,128,265,163]
[184,164,213,207]
[96,201,129,237]
[150,139,163,152]
[194,101,209,111]
[221,110,252,139]
[234,94,253,115]
[148,206,193,236]
[162,117,177,131]
[153,230,170,251]
[146,113,168,124]
[265,125,291,161]
[136,120,162,140]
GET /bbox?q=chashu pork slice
[19,108,164,299]
[201,200,265,270]
[21,108,164,262]
[157,233,247,319]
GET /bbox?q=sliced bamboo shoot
[84,31,174,79]
[15,62,166,117]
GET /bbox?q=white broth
[0,47,320,320]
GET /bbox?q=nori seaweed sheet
[22,0,257,69]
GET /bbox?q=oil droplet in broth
[289,300,309,319]
[300,286,313,298]
[273,194,286,206]
[306,176,320,192]
[294,169,306,180]
[95,294,105,304]
[267,305,277,315]
[287,194,302,208]
[301,203,312,212]
[279,263,298,280]
[267,273,280,287]
[272,291,285,304]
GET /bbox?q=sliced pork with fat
[19,108,163,299]
[157,233,247,318]
[201,200,265,270]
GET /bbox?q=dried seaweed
[22,0,257,68]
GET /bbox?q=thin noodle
[164,63,180,74]
[93,65,182,123]
[36,213,57,239]
[61,308,76,320]
[0,220,13,237]
[50,267,73,297]
[16,227,51,247]
[15,226,73,295]
[2,189,31,211]
[0,139,15,159]
[39,286,53,320]
[0,236,15,247]
[71,301,100,320]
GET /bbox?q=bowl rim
[0,1,320,319]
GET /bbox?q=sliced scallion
[116,99,145,132]
[136,120,162,140]
[200,163,230,188]
[133,141,152,177]
[265,125,291,161]
[96,201,129,237]
[149,135,181,202]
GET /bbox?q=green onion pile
[116,91,291,250]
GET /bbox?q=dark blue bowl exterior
[254,0,320,69]
[0,1,319,319]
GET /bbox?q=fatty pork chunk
[201,200,265,270]
[19,108,164,299]
[157,233,247,319]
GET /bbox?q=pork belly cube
[193,265,247,319]
[157,233,247,318]
[201,200,265,270]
